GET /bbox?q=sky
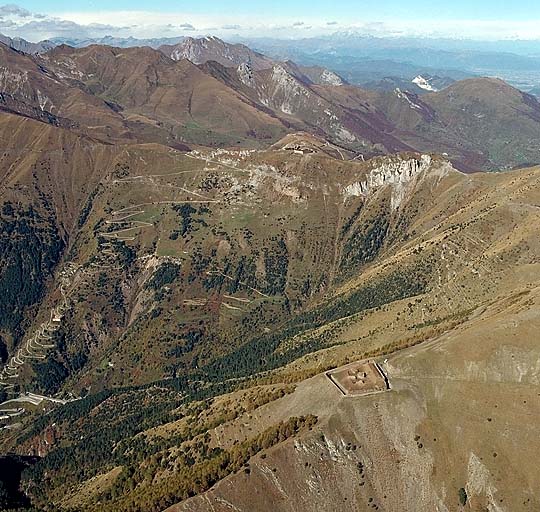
[2,1,540,42]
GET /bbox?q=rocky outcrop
[344,155,433,202]
[319,69,344,86]
[237,62,255,87]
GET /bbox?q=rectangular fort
[326,361,390,397]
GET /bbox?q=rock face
[237,62,255,87]
[292,65,346,86]
[343,154,447,209]
[267,65,312,114]
[251,65,358,144]
[320,69,345,86]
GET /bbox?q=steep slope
[309,76,540,171]
[282,60,347,86]
[424,78,540,169]
[0,111,133,366]
[0,135,441,394]
[161,37,346,86]
[202,60,410,156]
[162,161,540,512]
[376,78,540,170]
[0,42,130,141]
[171,286,540,512]
[43,44,289,148]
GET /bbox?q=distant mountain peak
[0,32,55,55]
[159,36,273,70]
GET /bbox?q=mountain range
[240,34,540,92]
[7,31,540,95]
[2,36,540,171]
[1,33,540,512]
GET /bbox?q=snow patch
[413,75,438,92]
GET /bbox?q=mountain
[240,37,476,85]
[28,43,290,148]
[242,34,540,91]
[306,75,540,170]
[50,35,185,49]
[0,42,130,141]
[3,39,540,171]
[2,35,540,512]
[160,36,274,70]
[358,74,455,95]
[377,78,540,170]
[159,37,347,87]
[2,119,540,510]
[29,42,397,157]
[0,33,55,54]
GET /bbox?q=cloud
[359,21,402,36]
[0,3,134,40]
[14,18,129,39]
[0,18,15,28]
[2,3,540,42]
[0,3,32,17]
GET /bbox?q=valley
[1,130,539,510]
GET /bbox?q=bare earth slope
[172,286,540,512]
